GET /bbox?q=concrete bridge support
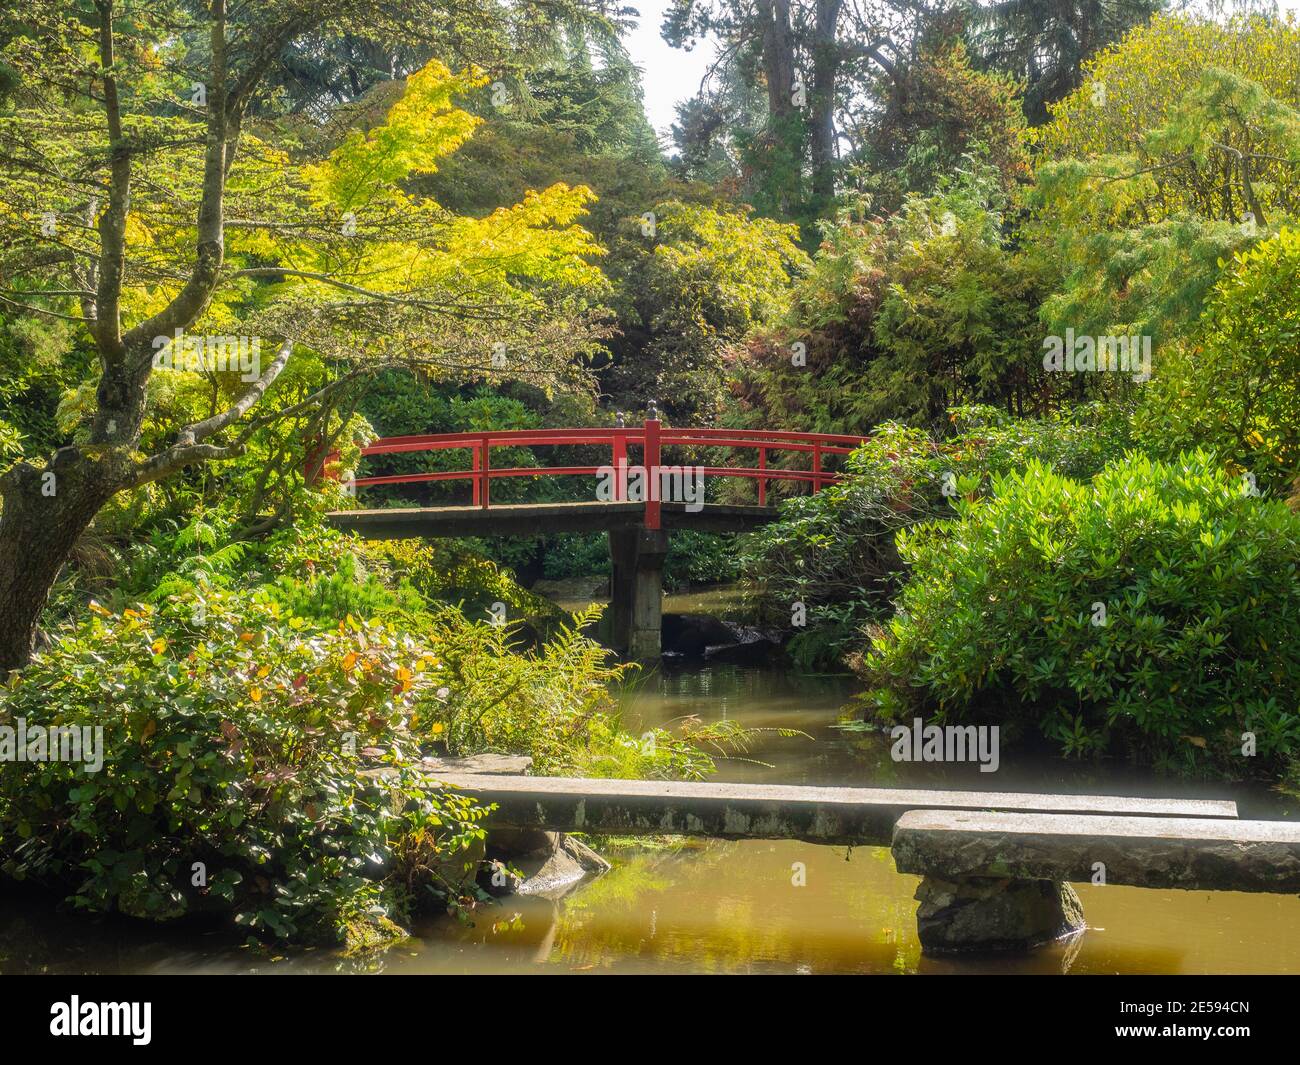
[608,527,668,660]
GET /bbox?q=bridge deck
[892,809,1300,891]
[327,501,778,539]
[430,772,1238,848]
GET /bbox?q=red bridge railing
[322,417,869,530]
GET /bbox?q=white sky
[624,0,721,142]
[623,0,1300,145]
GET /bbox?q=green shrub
[539,532,610,580]
[0,590,490,946]
[362,538,562,624]
[947,401,1138,483]
[1135,226,1300,495]
[415,604,744,779]
[0,415,21,461]
[267,553,426,626]
[859,451,1300,777]
[118,509,555,634]
[739,407,1134,669]
[665,530,741,587]
[4,574,748,946]
[739,425,948,668]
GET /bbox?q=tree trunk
[758,0,800,216]
[809,0,842,207]
[0,347,147,676]
[0,448,130,676]
[761,0,796,123]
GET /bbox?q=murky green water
[4,588,1299,974]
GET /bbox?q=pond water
[4,589,1299,974]
[391,662,1300,976]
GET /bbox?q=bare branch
[0,293,92,322]
[131,441,245,486]
[174,338,294,447]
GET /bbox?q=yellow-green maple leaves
[303,60,486,210]
[294,58,606,309]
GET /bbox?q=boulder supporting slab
[913,875,1085,954]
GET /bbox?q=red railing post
[757,446,767,506]
[479,434,490,509]
[644,413,661,530]
[471,442,481,506]
[612,429,626,502]
[812,441,822,492]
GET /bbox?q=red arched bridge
[324,415,868,658]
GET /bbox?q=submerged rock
[661,612,735,656]
[481,828,611,900]
[702,623,785,665]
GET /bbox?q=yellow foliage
[303,60,487,210]
[1035,14,1300,219]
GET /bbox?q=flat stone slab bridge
[433,768,1300,955]
[322,419,870,659]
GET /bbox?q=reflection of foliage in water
[540,840,739,971]
[530,839,924,974]
[559,847,690,917]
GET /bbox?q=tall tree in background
[252,1,634,118]
[1030,12,1300,343]
[849,40,1030,209]
[662,0,1165,220]
[961,0,1165,122]
[664,0,916,225]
